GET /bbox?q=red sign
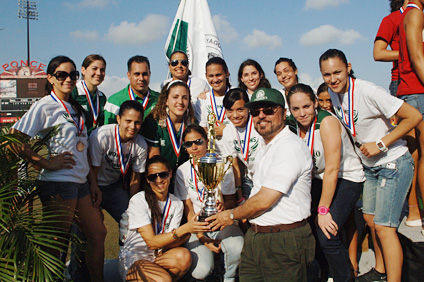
[0,60,46,78]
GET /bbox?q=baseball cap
[244,88,285,108]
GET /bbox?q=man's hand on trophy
[206,209,233,231]
[214,120,226,137]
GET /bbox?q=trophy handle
[223,155,233,175]
[189,154,201,178]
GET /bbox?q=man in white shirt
[207,87,315,282]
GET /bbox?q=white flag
[164,0,223,78]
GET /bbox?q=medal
[166,116,185,157]
[210,89,227,125]
[114,125,133,176]
[76,140,85,152]
[297,116,317,156]
[337,77,356,137]
[235,116,253,161]
[80,80,100,127]
[50,91,84,136]
[155,195,171,234]
[128,87,150,110]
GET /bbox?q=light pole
[18,0,38,66]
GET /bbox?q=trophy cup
[190,113,233,221]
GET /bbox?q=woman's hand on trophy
[185,212,211,234]
[206,209,233,231]
[216,200,224,212]
[214,121,226,137]
[199,236,221,253]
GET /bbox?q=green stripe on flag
[166,19,189,59]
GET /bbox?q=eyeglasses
[184,139,204,148]
[250,106,279,117]
[170,59,189,67]
[147,171,170,182]
[52,70,80,81]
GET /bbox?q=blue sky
[1,0,393,96]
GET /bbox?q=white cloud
[298,73,324,91]
[105,14,169,46]
[99,75,128,97]
[69,30,99,41]
[300,25,362,46]
[65,0,114,9]
[243,29,282,50]
[212,15,238,43]
[304,0,348,10]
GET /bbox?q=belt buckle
[252,224,259,233]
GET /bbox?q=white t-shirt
[296,111,365,183]
[221,121,264,180]
[161,77,209,108]
[118,191,183,280]
[89,124,148,186]
[249,126,312,226]
[12,95,89,183]
[195,91,231,154]
[174,160,236,214]
[328,78,407,167]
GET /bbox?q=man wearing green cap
[207,88,315,281]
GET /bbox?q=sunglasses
[184,138,204,148]
[52,70,80,81]
[170,59,189,67]
[147,171,170,182]
[250,106,279,117]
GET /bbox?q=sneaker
[355,268,387,282]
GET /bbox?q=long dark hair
[144,155,172,226]
[223,88,249,109]
[45,56,84,117]
[237,59,271,91]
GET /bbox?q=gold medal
[76,141,85,152]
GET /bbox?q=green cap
[244,88,285,108]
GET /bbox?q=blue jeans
[37,181,90,201]
[400,93,424,120]
[389,80,400,97]
[312,178,363,282]
[362,152,414,227]
[185,225,244,282]
[241,176,253,199]
[99,180,130,223]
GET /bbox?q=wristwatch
[376,139,388,153]
[230,209,235,220]
[318,206,330,215]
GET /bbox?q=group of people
[7,1,424,281]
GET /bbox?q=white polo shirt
[249,126,313,226]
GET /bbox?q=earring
[166,106,169,116]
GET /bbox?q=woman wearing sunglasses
[221,88,264,203]
[9,56,106,281]
[174,124,243,282]
[195,57,232,154]
[71,54,107,136]
[319,49,421,282]
[237,59,271,99]
[141,81,194,192]
[286,83,365,282]
[118,155,210,281]
[162,50,209,108]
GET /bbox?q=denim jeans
[400,93,424,119]
[311,178,363,282]
[241,176,253,199]
[185,224,244,282]
[389,80,400,97]
[99,180,130,223]
[362,152,414,227]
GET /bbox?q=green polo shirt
[103,84,159,124]
[70,85,107,136]
[141,116,189,174]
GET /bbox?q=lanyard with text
[156,195,171,234]
[235,116,253,161]
[50,91,84,136]
[114,125,133,176]
[210,89,227,124]
[128,87,150,110]
[81,80,100,126]
[191,159,204,202]
[338,77,356,137]
[166,116,185,157]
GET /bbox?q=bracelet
[236,197,246,205]
[171,228,180,240]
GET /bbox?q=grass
[103,210,120,259]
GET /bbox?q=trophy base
[198,213,215,222]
